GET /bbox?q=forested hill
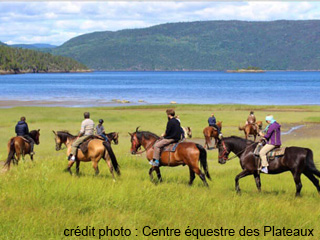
[52,20,320,71]
[0,45,88,74]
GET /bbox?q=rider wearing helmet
[208,113,222,139]
[259,115,281,174]
[96,119,109,142]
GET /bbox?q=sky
[1,1,320,46]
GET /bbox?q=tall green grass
[0,105,320,240]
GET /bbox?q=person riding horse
[259,115,282,174]
[246,111,256,125]
[96,119,109,142]
[15,116,35,155]
[68,112,95,161]
[151,109,182,167]
[208,113,222,139]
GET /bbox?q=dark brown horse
[106,132,119,145]
[239,121,262,141]
[217,136,320,197]
[129,127,210,186]
[203,121,222,149]
[53,131,120,179]
[5,129,40,169]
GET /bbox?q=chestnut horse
[129,127,210,186]
[239,121,262,141]
[217,136,320,197]
[53,131,120,179]
[5,129,40,169]
[203,121,222,149]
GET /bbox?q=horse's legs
[92,160,99,175]
[75,160,80,175]
[235,170,252,193]
[188,167,196,186]
[154,167,163,182]
[291,171,302,197]
[67,160,75,175]
[192,166,208,187]
[149,167,154,181]
[106,158,115,181]
[253,134,256,142]
[31,154,34,161]
[303,171,320,193]
[253,171,261,192]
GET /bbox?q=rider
[259,115,281,174]
[246,111,256,125]
[151,109,181,167]
[208,113,223,139]
[175,115,185,139]
[68,112,95,161]
[15,116,35,155]
[96,119,109,142]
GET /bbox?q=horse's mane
[136,130,160,142]
[223,135,256,148]
[57,130,77,141]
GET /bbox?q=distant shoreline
[0,69,92,75]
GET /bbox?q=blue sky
[1,1,320,46]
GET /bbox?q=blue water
[0,71,320,106]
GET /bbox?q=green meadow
[0,104,320,240]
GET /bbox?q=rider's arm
[25,123,29,134]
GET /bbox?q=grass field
[1,104,320,240]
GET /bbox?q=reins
[135,139,158,154]
[221,140,257,161]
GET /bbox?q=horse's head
[257,121,263,130]
[52,130,62,151]
[186,127,192,138]
[113,132,119,145]
[217,139,230,164]
[30,129,40,145]
[128,130,141,155]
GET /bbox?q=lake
[0,71,319,106]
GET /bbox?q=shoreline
[0,69,92,75]
[0,100,320,109]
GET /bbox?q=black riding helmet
[99,119,104,124]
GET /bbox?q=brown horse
[106,132,119,145]
[129,127,210,186]
[239,121,262,141]
[5,129,40,169]
[203,121,222,149]
[217,136,320,197]
[53,131,120,179]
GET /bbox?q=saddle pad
[267,147,286,158]
[19,136,30,143]
[210,126,218,131]
[79,135,105,154]
[162,142,180,152]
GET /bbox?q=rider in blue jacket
[15,116,35,155]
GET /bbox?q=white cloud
[0,1,319,45]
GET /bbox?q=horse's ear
[38,129,40,132]
[128,132,133,137]
[136,126,140,132]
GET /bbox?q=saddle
[254,144,286,161]
[162,141,181,152]
[79,135,105,154]
[210,126,218,131]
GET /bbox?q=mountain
[52,20,320,71]
[11,43,57,49]
[0,45,88,74]
[0,41,6,46]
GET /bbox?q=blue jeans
[100,134,109,142]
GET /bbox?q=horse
[52,130,120,179]
[203,121,222,149]
[217,136,320,197]
[239,121,262,141]
[106,132,119,145]
[129,127,210,186]
[5,129,40,169]
[182,126,192,139]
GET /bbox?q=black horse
[217,136,320,197]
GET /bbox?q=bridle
[131,135,158,155]
[219,139,256,161]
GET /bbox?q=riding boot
[30,142,35,155]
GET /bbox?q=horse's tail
[196,144,211,180]
[305,148,320,178]
[103,141,120,176]
[239,124,245,131]
[5,138,16,168]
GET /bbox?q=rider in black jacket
[15,116,35,155]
